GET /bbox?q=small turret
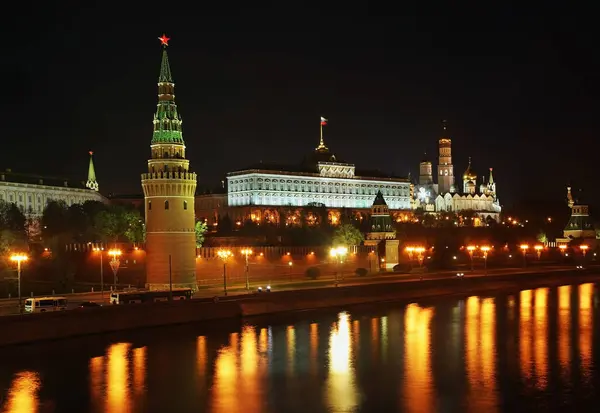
[86,151,99,191]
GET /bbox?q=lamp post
[580,244,589,265]
[520,244,529,267]
[534,245,543,260]
[414,247,426,268]
[466,246,476,271]
[241,248,253,291]
[405,246,415,269]
[108,249,122,290]
[330,246,348,285]
[217,249,232,296]
[480,246,490,275]
[10,254,28,314]
[93,247,105,300]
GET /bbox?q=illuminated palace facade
[197,131,412,226]
[413,123,501,223]
[0,152,106,216]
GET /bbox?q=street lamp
[10,254,28,314]
[241,248,253,291]
[520,244,529,267]
[534,245,543,260]
[93,247,105,300]
[466,246,476,271]
[330,246,348,285]
[217,249,233,296]
[414,247,426,268]
[580,244,589,257]
[480,246,491,275]
[405,246,415,268]
[108,249,122,290]
[559,244,567,254]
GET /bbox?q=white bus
[110,288,193,305]
[24,297,68,313]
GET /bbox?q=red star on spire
[89,151,93,156]
[158,34,170,46]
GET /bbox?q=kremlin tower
[141,35,198,290]
[437,120,455,194]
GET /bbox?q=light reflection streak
[106,342,131,413]
[558,285,571,378]
[326,312,358,412]
[519,289,533,381]
[89,356,104,407]
[464,296,497,412]
[403,304,434,413]
[310,323,318,375]
[533,288,548,390]
[287,326,295,375]
[133,347,146,397]
[197,336,207,379]
[371,317,379,361]
[3,371,41,413]
[211,328,265,413]
[579,283,593,383]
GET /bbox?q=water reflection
[403,303,434,413]
[0,282,598,413]
[3,371,40,413]
[325,312,358,412]
[579,283,593,383]
[211,327,266,413]
[533,288,548,390]
[106,342,131,413]
[558,285,571,379]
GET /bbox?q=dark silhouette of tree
[217,214,233,234]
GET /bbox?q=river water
[1,282,599,413]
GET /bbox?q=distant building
[0,152,106,216]
[556,186,596,247]
[413,121,501,224]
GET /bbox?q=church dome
[463,157,477,180]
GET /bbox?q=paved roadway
[0,265,593,316]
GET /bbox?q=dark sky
[3,4,599,208]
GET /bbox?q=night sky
[3,4,599,208]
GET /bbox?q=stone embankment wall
[1,270,597,347]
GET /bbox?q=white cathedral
[412,124,501,224]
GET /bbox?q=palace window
[165,200,169,210]
[148,201,152,211]
[184,200,188,210]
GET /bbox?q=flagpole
[320,121,323,146]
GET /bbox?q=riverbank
[1,268,598,347]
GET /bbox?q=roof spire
[316,116,329,152]
[152,35,184,144]
[442,119,448,132]
[488,167,494,184]
[86,151,99,191]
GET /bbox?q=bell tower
[141,35,198,290]
[437,120,455,194]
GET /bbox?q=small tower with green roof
[141,35,198,290]
[364,190,399,271]
[86,151,99,191]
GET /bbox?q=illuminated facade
[227,135,412,211]
[557,186,596,246]
[413,123,501,223]
[141,37,197,290]
[0,152,105,216]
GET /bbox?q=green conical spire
[159,48,173,83]
[86,151,99,191]
[152,37,184,144]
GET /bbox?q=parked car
[78,301,101,309]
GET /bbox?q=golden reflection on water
[287,326,295,375]
[197,336,207,379]
[465,297,497,412]
[90,356,104,406]
[310,323,318,375]
[325,312,358,412]
[211,328,265,413]
[579,283,593,382]
[3,371,41,413]
[519,289,533,381]
[132,347,146,397]
[106,342,131,413]
[403,304,434,413]
[533,288,548,390]
[558,285,571,379]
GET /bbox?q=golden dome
[463,157,477,180]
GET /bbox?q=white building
[227,132,412,210]
[413,122,501,223]
[0,153,106,216]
